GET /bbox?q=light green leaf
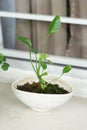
[17,36,32,48]
[39,54,48,61]
[62,65,72,75]
[48,15,61,34]
[41,72,48,77]
[1,63,10,71]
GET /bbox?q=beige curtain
[15,0,87,59]
[15,0,67,56]
[66,0,87,59]
[15,0,31,51]
[31,0,67,56]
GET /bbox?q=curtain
[15,0,67,56]
[15,0,31,51]
[1,0,87,59]
[66,0,87,59]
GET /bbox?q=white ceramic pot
[11,74,74,112]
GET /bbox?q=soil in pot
[17,82,69,94]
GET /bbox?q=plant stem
[37,60,41,77]
[35,34,50,88]
[29,48,37,74]
[48,74,63,84]
[41,34,49,53]
[35,54,37,70]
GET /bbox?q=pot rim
[12,75,75,96]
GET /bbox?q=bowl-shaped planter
[12,74,74,112]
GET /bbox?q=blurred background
[0,0,87,59]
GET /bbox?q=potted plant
[12,15,74,112]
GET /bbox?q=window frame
[0,11,87,69]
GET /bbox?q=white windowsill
[0,80,87,130]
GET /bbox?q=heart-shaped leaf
[48,15,61,34]
[62,65,72,75]
[1,63,10,71]
[17,36,32,48]
[41,62,47,70]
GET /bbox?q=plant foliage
[0,53,10,71]
[17,15,72,89]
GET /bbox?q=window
[0,0,87,72]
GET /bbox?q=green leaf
[62,65,72,75]
[32,48,38,54]
[48,15,61,34]
[1,63,10,71]
[17,36,32,48]
[41,72,48,77]
[39,54,48,61]
[0,53,4,63]
[41,62,47,70]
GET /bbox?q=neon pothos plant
[17,15,72,90]
[0,53,10,71]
